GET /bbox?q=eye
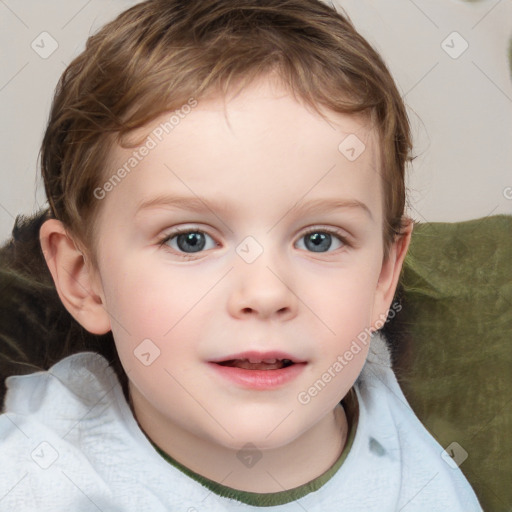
[159,228,217,256]
[295,228,348,253]
[158,226,349,258]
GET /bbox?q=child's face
[88,76,393,451]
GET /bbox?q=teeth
[215,358,297,368]
[236,360,284,370]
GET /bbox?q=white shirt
[0,333,482,511]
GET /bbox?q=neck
[130,387,350,493]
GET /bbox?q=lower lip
[207,362,307,390]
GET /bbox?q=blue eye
[296,229,346,253]
[160,230,216,255]
[159,227,348,258]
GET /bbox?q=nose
[226,248,299,321]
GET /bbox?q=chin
[209,420,306,452]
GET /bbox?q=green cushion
[391,214,512,512]
[0,212,510,509]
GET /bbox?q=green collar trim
[149,389,359,507]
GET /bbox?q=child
[0,0,482,510]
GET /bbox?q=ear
[39,219,111,335]
[370,219,413,329]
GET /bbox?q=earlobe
[39,219,111,335]
[370,219,414,329]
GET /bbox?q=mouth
[207,352,307,389]
[209,350,307,371]
[215,358,296,371]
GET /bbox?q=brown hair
[2,0,414,403]
[41,0,413,268]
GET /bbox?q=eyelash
[157,226,351,259]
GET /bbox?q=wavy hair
[2,0,413,403]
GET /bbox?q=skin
[40,75,412,493]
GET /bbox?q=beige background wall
[1,0,511,243]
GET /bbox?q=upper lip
[208,350,307,364]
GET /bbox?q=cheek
[102,256,203,335]
[305,257,381,370]
[100,256,219,374]
[101,263,206,406]
[312,260,380,324]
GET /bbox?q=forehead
[101,77,383,227]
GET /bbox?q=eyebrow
[135,194,373,220]
[287,197,373,220]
